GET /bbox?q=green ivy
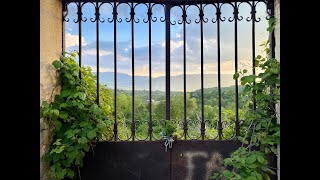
[161,119,178,137]
[211,17,280,180]
[40,52,113,180]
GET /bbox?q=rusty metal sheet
[80,140,277,180]
[80,141,170,180]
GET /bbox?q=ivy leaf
[51,109,59,117]
[60,90,71,97]
[41,101,49,108]
[65,129,74,138]
[257,155,264,163]
[52,60,62,69]
[87,130,97,139]
[246,176,257,180]
[67,169,75,178]
[53,139,62,146]
[72,92,86,101]
[59,111,68,120]
[56,168,67,179]
[77,102,84,109]
[97,123,106,129]
[222,170,233,178]
[66,150,78,161]
[246,155,257,164]
[243,69,248,74]
[233,72,239,80]
[79,93,86,101]
[270,146,277,154]
[255,60,260,67]
[78,137,88,144]
[246,75,257,84]
[59,103,68,108]
[55,146,65,153]
[80,121,90,127]
[256,123,262,131]
[256,92,264,100]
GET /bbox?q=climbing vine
[211,17,280,180]
[40,52,113,180]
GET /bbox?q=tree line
[98,84,251,140]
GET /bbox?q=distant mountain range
[97,72,235,91]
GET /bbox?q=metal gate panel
[80,141,170,180]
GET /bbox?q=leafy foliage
[40,52,113,180]
[211,17,280,180]
[160,119,177,137]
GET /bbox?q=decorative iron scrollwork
[90,2,105,23]
[73,2,87,23]
[63,1,270,24]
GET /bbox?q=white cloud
[65,33,87,48]
[171,40,183,51]
[135,64,149,76]
[118,54,130,62]
[161,40,183,52]
[161,41,165,47]
[83,49,113,56]
[203,38,217,51]
[176,33,181,38]
[134,64,171,77]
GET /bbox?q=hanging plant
[211,17,280,180]
[40,51,113,180]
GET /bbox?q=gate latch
[161,132,174,152]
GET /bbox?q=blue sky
[65,2,269,80]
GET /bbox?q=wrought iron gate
[62,0,276,179]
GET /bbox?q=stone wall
[40,0,62,179]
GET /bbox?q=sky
[65,2,269,87]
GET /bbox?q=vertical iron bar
[165,3,171,121]
[96,1,100,105]
[252,0,256,111]
[113,1,118,141]
[78,0,82,78]
[148,3,153,141]
[200,4,205,140]
[217,3,223,140]
[131,2,135,141]
[234,1,240,136]
[183,5,187,140]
